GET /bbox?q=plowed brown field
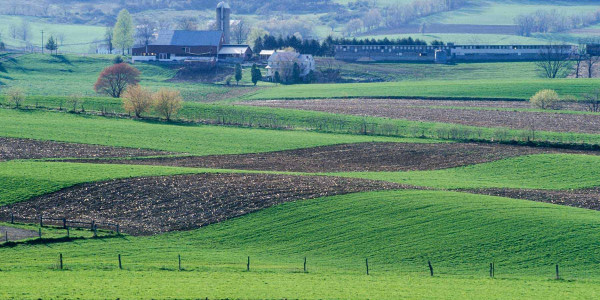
[0,173,407,235]
[245,99,600,133]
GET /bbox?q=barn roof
[152,30,224,47]
[218,45,251,55]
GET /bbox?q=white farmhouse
[265,51,315,82]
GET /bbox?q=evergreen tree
[251,64,262,86]
[45,35,58,54]
[113,9,135,55]
[234,63,242,85]
[253,36,263,54]
[274,71,280,85]
[292,62,301,84]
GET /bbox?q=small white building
[265,51,315,81]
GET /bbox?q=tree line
[253,35,431,57]
[515,9,600,36]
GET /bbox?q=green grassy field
[2,190,600,298]
[0,15,105,53]
[327,154,600,189]
[0,54,232,100]
[247,78,600,100]
[0,109,432,155]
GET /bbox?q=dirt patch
[465,188,600,211]
[0,137,171,161]
[72,142,596,173]
[0,173,406,235]
[0,226,37,241]
[245,99,600,133]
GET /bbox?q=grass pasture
[247,78,600,100]
[327,154,600,190]
[0,109,430,155]
[2,190,600,298]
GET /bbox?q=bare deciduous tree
[586,55,600,78]
[583,90,600,112]
[231,18,250,44]
[176,17,197,31]
[136,18,155,50]
[535,44,572,78]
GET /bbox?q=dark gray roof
[152,30,223,47]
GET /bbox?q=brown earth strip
[245,99,600,133]
[0,173,407,235]
[70,142,596,173]
[465,188,600,211]
[0,226,37,241]
[0,137,171,161]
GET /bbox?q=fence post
[39,215,43,227]
[38,228,42,238]
[59,253,63,270]
[304,257,307,273]
[366,258,369,275]
[556,264,560,280]
[247,256,250,271]
[4,231,7,243]
[116,224,120,235]
[10,212,14,224]
[118,254,122,270]
[91,220,95,231]
[178,254,181,271]
[66,227,70,238]
[62,218,67,229]
[428,261,434,277]
[490,263,493,278]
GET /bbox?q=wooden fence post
[59,253,63,270]
[178,254,181,271]
[366,258,369,275]
[428,261,434,277]
[39,215,43,227]
[490,263,493,278]
[38,228,42,238]
[118,254,122,270]
[91,220,95,231]
[66,227,70,238]
[10,212,14,224]
[304,257,307,273]
[62,218,67,229]
[556,264,560,280]
[116,224,120,235]
[247,256,250,271]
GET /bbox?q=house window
[183,47,191,53]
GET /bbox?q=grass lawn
[0,109,432,155]
[327,154,600,190]
[2,190,600,298]
[247,78,600,100]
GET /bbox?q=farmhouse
[266,51,315,81]
[218,44,253,62]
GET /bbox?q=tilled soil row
[245,99,600,134]
[464,188,600,211]
[0,137,171,161]
[69,142,596,173]
[0,226,37,241]
[0,173,409,235]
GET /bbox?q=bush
[113,56,124,64]
[530,89,560,110]
[153,89,182,121]
[122,85,153,118]
[225,75,233,86]
[6,87,26,108]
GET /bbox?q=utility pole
[41,30,44,54]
